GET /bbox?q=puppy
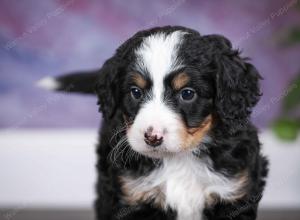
[40,26,268,220]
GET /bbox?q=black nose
[144,127,163,147]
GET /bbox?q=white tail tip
[36,77,60,90]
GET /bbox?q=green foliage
[272,118,300,141]
[282,27,300,46]
[282,74,300,112]
[273,74,300,141]
[272,3,300,141]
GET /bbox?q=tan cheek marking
[132,73,147,89]
[119,176,165,209]
[172,72,190,90]
[180,115,213,150]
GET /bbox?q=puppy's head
[96,26,261,158]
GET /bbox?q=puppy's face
[97,27,261,158]
[123,32,213,157]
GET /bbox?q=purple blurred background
[0,0,300,129]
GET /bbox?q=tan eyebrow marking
[172,72,190,90]
[132,73,147,89]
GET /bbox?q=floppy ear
[95,30,149,120]
[209,35,262,132]
[96,56,123,120]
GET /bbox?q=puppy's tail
[37,70,99,95]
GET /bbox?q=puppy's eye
[131,86,143,100]
[180,88,196,102]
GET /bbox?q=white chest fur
[121,154,247,220]
[163,155,206,220]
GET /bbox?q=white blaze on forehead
[127,31,187,154]
[135,31,186,100]
[135,31,185,77]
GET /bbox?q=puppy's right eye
[131,86,142,100]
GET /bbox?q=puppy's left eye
[131,86,143,100]
[180,88,196,102]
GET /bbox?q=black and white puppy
[40,26,268,220]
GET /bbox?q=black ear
[209,35,262,132]
[95,30,150,120]
[96,56,123,120]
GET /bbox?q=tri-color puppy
[40,26,268,220]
